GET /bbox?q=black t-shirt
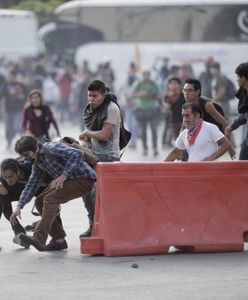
[165,92,185,124]
[236,88,248,114]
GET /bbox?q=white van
[0,9,39,58]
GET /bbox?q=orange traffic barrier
[81,161,248,256]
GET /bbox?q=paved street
[0,121,247,300]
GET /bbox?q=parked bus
[39,0,248,84]
[0,9,39,58]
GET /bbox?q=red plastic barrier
[81,162,248,256]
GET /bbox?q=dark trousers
[0,195,26,235]
[83,155,119,229]
[34,178,94,245]
[239,140,248,160]
[140,117,158,151]
[83,187,96,227]
[135,108,160,151]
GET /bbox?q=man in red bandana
[164,102,232,161]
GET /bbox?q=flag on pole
[135,44,142,73]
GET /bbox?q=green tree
[11,0,69,26]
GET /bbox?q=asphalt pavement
[0,121,247,300]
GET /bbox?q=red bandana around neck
[187,119,203,145]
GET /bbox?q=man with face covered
[79,79,121,238]
[164,102,231,162]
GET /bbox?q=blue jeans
[5,111,22,146]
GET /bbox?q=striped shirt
[18,142,96,208]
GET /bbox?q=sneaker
[13,233,30,249]
[19,233,46,252]
[45,239,68,251]
[79,227,92,239]
[24,221,39,232]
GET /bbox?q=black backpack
[106,92,132,150]
[119,123,132,150]
[199,97,225,132]
[40,139,98,168]
[212,102,225,117]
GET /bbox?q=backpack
[119,123,132,150]
[212,102,225,117]
[199,97,225,132]
[60,137,98,167]
[106,92,132,150]
[41,138,98,169]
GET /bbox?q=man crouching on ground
[10,136,96,251]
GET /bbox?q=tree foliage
[10,0,69,26]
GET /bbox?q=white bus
[40,0,248,84]
[0,9,39,58]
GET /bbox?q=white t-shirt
[92,101,121,159]
[175,121,224,161]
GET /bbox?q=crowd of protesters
[120,57,237,157]
[0,50,247,252]
[0,54,238,154]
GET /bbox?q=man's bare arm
[202,137,233,161]
[79,123,114,142]
[164,147,184,161]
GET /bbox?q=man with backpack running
[10,135,96,251]
[79,79,123,238]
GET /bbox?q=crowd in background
[0,54,237,154]
[0,53,245,252]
